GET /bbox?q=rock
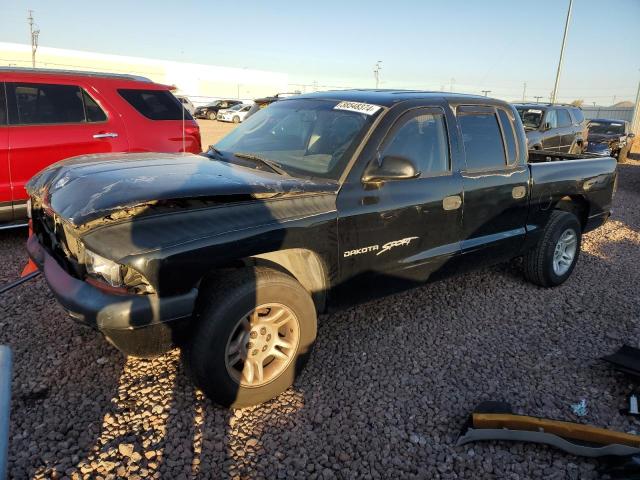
[118,443,135,457]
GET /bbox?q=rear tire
[208,112,217,120]
[183,267,317,408]
[523,210,582,287]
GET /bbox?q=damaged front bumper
[27,235,197,357]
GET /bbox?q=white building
[0,42,289,105]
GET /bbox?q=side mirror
[543,122,552,131]
[362,155,420,183]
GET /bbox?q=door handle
[93,132,118,139]
[442,195,462,211]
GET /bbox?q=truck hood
[26,152,338,227]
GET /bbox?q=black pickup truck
[26,91,617,407]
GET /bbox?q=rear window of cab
[118,89,192,120]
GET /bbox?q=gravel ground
[1,161,639,479]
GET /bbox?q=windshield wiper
[232,152,289,176]
[202,145,226,161]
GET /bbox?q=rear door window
[497,109,518,164]
[382,111,449,176]
[118,89,191,120]
[8,83,86,124]
[82,90,107,122]
[570,108,584,124]
[544,110,558,129]
[557,109,572,127]
[458,111,506,170]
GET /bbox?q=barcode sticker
[334,101,382,115]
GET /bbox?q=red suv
[0,68,202,226]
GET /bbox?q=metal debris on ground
[571,399,588,417]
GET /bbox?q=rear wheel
[208,111,217,120]
[183,267,317,408]
[523,210,582,287]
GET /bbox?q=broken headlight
[81,248,155,294]
[84,249,123,287]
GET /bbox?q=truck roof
[290,89,509,108]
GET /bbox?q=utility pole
[373,61,382,89]
[449,78,455,92]
[551,0,573,104]
[522,82,527,102]
[28,10,40,68]
[481,90,491,97]
[631,77,640,135]
[534,96,543,103]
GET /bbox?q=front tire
[232,116,240,124]
[184,267,317,408]
[523,211,582,287]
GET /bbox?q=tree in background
[570,99,584,107]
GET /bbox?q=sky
[1,0,639,105]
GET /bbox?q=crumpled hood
[26,152,338,226]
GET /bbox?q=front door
[337,107,463,297]
[6,81,129,204]
[0,83,11,222]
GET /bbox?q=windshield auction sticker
[334,101,382,115]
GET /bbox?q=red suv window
[118,89,191,120]
[7,82,107,125]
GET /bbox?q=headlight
[84,249,123,287]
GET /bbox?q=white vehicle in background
[175,95,195,115]
[217,104,252,123]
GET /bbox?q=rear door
[556,108,575,152]
[457,105,529,266]
[6,81,129,204]
[0,83,11,222]
[541,109,560,150]
[117,88,200,153]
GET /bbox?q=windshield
[588,121,625,135]
[213,98,381,180]
[516,107,544,129]
[226,104,244,111]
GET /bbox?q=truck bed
[528,149,607,163]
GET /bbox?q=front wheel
[183,267,317,408]
[523,210,582,287]
[232,116,240,124]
